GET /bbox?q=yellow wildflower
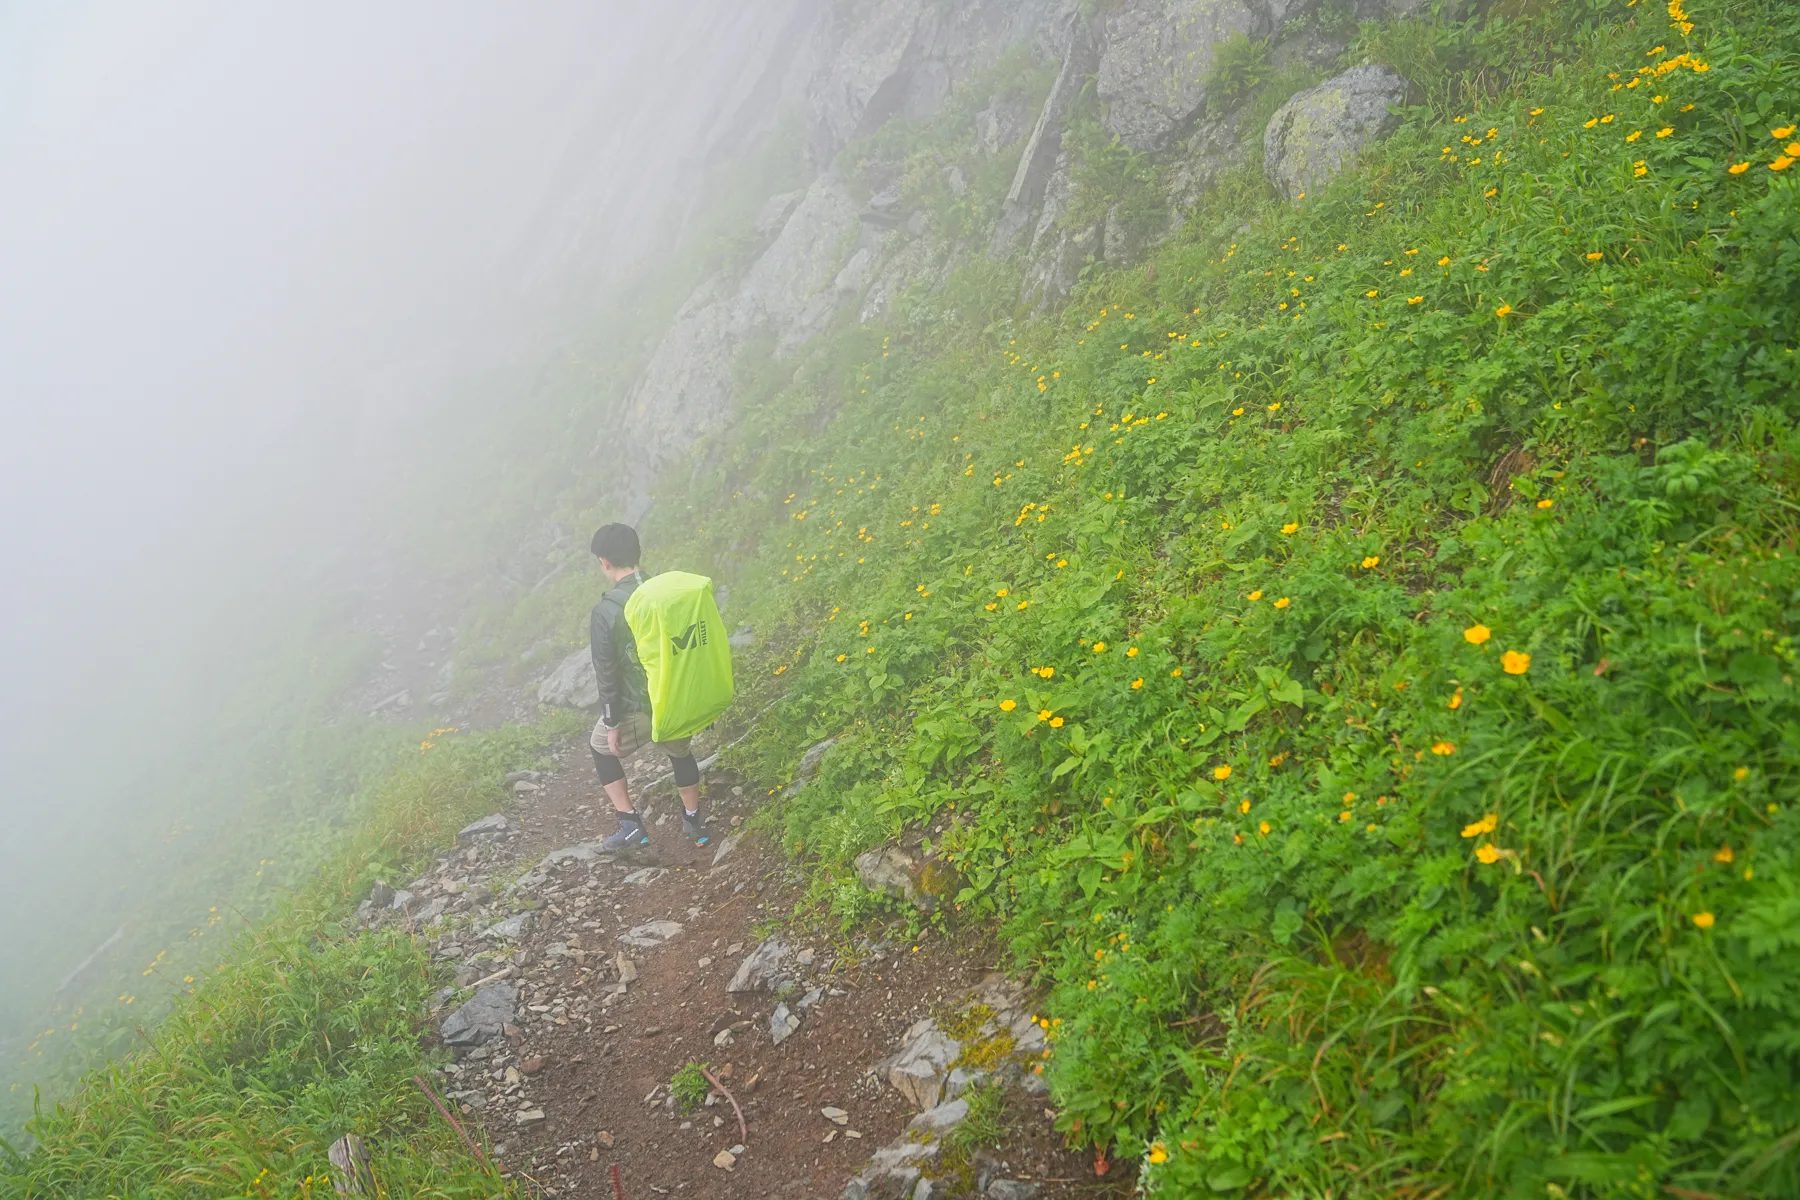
[999,699,1017,712]
[1692,912,1714,929]
[1475,843,1502,864]
[1464,624,1492,645]
[1213,764,1233,781]
[1462,813,1498,838]
[1501,650,1532,675]
[1281,522,1299,534]
[1361,555,1381,569]
[1432,741,1457,756]
[1274,597,1291,609]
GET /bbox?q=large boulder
[1097,0,1289,151]
[1263,64,1408,200]
[536,647,598,709]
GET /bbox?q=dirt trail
[424,738,1124,1199]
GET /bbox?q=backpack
[623,571,734,742]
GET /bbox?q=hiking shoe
[601,819,650,853]
[682,810,713,847]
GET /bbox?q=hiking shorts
[589,710,693,759]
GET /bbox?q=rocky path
[385,737,1127,1199]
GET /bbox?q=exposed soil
[447,737,1129,1199]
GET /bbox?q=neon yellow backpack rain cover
[623,571,734,742]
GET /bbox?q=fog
[0,0,807,1067]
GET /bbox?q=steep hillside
[645,0,1800,1193]
[8,0,1800,1195]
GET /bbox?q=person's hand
[607,725,622,757]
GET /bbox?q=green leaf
[1207,1164,1252,1191]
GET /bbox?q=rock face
[440,983,518,1046]
[536,648,598,710]
[1097,0,1290,151]
[1263,64,1409,200]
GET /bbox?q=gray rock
[985,1182,1042,1200]
[367,881,395,910]
[854,845,918,904]
[1263,65,1409,201]
[412,897,450,924]
[457,814,509,845]
[620,920,684,948]
[796,985,825,1012]
[797,737,837,780]
[906,1097,969,1136]
[621,867,667,887]
[887,1018,962,1110]
[1097,0,1276,152]
[842,1139,939,1200]
[726,937,791,993]
[536,648,598,709]
[440,983,518,1046]
[485,913,535,941]
[538,841,611,868]
[711,829,746,867]
[755,189,806,237]
[1019,154,1102,310]
[728,626,757,650]
[388,889,416,913]
[770,1002,802,1045]
[992,23,1099,260]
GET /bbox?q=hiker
[587,522,732,851]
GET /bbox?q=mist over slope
[0,0,811,1055]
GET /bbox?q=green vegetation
[648,0,1800,1192]
[1,721,567,1196]
[670,1060,713,1116]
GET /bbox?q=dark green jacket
[590,570,649,726]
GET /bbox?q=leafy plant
[1206,33,1273,109]
[670,1060,712,1116]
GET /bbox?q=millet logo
[669,621,709,654]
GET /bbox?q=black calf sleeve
[592,747,625,786]
[670,754,700,788]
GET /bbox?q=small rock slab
[770,1002,801,1046]
[726,936,790,993]
[986,1181,1042,1200]
[907,1097,968,1137]
[854,845,917,904]
[440,983,518,1046]
[887,1018,961,1111]
[456,814,509,844]
[710,829,746,867]
[539,842,611,868]
[484,913,535,941]
[619,920,683,948]
[620,867,667,887]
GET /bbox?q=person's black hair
[590,523,640,567]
